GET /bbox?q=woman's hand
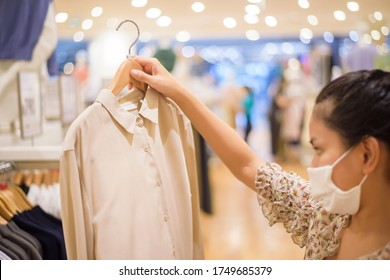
[131,56,262,190]
[130,56,189,102]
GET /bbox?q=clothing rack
[0,161,16,175]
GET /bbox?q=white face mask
[307,147,368,215]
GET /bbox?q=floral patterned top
[255,162,390,260]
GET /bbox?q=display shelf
[0,145,61,162]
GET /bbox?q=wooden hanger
[33,170,45,186]
[0,213,7,224]
[13,171,24,186]
[0,194,18,217]
[0,198,13,221]
[8,186,32,211]
[43,170,52,188]
[23,171,34,187]
[52,170,59,184]
[108,20,147,96]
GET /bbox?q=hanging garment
[60,88,204,260]
[0,250,11,260]
[7,220,43,257]
[0,0,52,60]
[27,183,62,219]
[12,206,67,260]
[0,224,42,259]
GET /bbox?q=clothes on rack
[0,221,42,260]
[26,170,61,219]
[60,87,204,260]
[11,206,67,260]
[0,164,66,260]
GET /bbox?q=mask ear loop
[331,146,353,167]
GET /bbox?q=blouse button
[136,116,144,127]
[143,145,149,153]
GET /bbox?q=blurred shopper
[131,57,390,260]
[241,86,254,142]
[268,75,285,161]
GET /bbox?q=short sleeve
[255,162,318,247]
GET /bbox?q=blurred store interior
[0,0,389,259]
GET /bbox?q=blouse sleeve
[255,162,319,247]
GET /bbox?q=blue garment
[0,0,51,60]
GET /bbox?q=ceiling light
[300,28,313,40]
[349,30,359,42]
[347,2,359,12]
[265,16,277,27]
[374,11,383,21]
[334,10,346,21]
[182,46,196,58]
[245,4,260,15]
[176,31,191,42]
[82,19,93,30]
[298,0,310,9]
[244,14,259,24]
[131,0,147,8]
[246,30,260,41]
[323,32,334,43]
[371,30,381,41]
[307,15,318,26]
[146,8,161,19]
[300,36,311,44]
[157,16,172,27]
[63,62,75,74]
[248,0,263,3]
[363,34,372,44]
[73,31,84,42]
[192,2,205,13]
[381,26,389,36]
[55,12,68,23]
[223,17,237,29]
[91,7,103,17]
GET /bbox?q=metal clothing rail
[0,161,16,174]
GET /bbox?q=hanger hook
[116,19,140,59]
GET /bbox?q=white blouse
[60,88,204,260]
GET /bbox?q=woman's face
[308,107,364,191]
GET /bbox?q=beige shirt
[60,88,204,260]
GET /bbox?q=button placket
[136,116,144,127]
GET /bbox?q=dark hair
[315,70,390,150]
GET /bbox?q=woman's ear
[360,136,380,174]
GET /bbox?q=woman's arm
[131,57,264,190]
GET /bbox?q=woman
[130,56,390,260]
